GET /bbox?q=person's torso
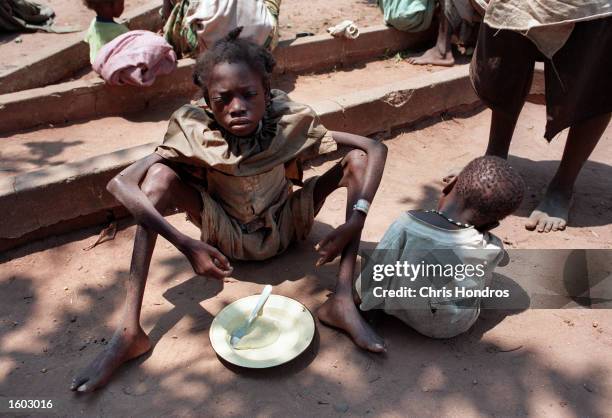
[186,0,274,49]
[85,19,129,62]
[371,211,503,308]
[206,164,290,224]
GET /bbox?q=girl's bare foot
[70,327,151,392]
[407,46,455,67]
[525,187,572,233]
[318,295,386,353]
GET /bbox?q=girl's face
[207,62,267,137]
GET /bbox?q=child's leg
[71,164,202,392]
[312,150,386,353]
[525,112,611,232]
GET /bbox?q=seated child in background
[358,156,525,338]
[93,30,177,87]
[71,27,388,392]
[83,0,129,64]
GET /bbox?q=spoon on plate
[230,285,273,347]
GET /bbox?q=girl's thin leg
[313,151,386,352]
[71,164,202,392]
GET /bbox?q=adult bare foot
[525,187,572,233]
[318,295,385,353]
[407,46,455,67]
[70,327,151,392]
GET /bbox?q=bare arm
[498,249,510,267]
[107,153,232,278]
[313,131,387,266]
[107,153,190,249]
[330,130,388,227]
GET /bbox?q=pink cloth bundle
[93,30,177,87]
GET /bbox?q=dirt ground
[0,0,383,79]
[1,103,611,417]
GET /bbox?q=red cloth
[93,30,177,87]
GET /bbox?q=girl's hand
[181,238,233,279]
[314,216,364,267]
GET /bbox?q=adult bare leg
[443,77,531,183]
[70,164,202,392]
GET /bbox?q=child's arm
[107,153,232,279]
[498,249,510,267]
[331,131,388,206]
[315,131,387,265]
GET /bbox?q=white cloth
[484,0,612,58]
[356,212,504,339]
[185,0,274,50]
[327,20,360,39]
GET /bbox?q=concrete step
[0,62,545,252]
[0,25,432,134]
[0,64,478,251]
[0,1,163,95]
[1,58,450,179]
[0,0,386,95]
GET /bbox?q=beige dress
[155,89,336,261]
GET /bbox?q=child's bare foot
[318,295,386,353]
[70,327,151,392]
[407,46,455,67]
[525,187,572,233]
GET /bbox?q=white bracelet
[353,199,370,215]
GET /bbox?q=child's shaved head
[456,156,525,225]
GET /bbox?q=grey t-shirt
[357,211,504,338]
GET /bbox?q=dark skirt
[470,17,612,140]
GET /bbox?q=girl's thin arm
[330,130,388,224]
[312,131,387,266]
[106,153,190,250]
[106,153,232,278]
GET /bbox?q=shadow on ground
[0,140,85,176]
[0,221,608,416]
[1,111,610,415]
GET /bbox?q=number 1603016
[9,400,53,409]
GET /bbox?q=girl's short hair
[193,27,276,99]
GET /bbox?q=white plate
[209,294,315,368]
